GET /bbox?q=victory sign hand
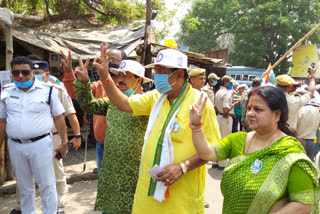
[93,43,110,81]
[189,93,207,124]
[74,56,90,83]
[60,50,73,73]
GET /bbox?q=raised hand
[309,64,316,76]
[74,55,90,83]
[93,43,110,81]
[189,93,207,124]
[60,50,73,73]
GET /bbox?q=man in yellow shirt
[93,46,220,214]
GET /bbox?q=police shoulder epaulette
[41,81,54,88]
[1,83,14,90]
[50,82,65,91]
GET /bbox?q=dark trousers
[303,139,315,161]
[232,115,242,133]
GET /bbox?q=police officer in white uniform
[0,56,70,214]
[11,61,82,214]
[214,75,239,169]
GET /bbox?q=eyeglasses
[12,70,31,76]
[109,58,121,65]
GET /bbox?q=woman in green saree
[189,86,319,214]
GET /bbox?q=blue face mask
[13,79,33,88]
[153,72,176,94]
[227,83,233,90]
[211,80,217,86]
[35,74,44,82]
[122,88,135,97]
[122,79,139,97]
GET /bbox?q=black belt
[217,112,233,117]
[11,133,50,143]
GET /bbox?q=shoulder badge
[1,83,14,90]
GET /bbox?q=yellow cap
[188,68,206,77]
[276,74,299,86]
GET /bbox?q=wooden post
[0,140,4,185]
[5,24,13,70]
[143,0,152,78]
[260,23,320,79]
[0,24,14,184]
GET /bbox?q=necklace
[245,129,279,153]
[246,129,279,174]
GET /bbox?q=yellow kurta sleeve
[128,90,159,116]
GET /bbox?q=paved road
[0,163,224,214]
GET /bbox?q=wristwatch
[180,162,187,174]
[73,134,81,138]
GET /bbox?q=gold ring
[166,179,170,183]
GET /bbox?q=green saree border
[248,153,319,214]
[290,190,315,205]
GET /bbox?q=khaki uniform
[202,83,215,106]
[51,83,76,209]
[285,93,310,130]
[215,87,233,137]
[297,105,320,161]
[214,87,233,167]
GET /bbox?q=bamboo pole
[260,23,320,80]
[0,140,4,185]
[14,14,44,22]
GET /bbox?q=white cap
[112,60,152,83]
[144,49,189,70]
[237,84,247,90]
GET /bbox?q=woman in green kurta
[189,86,319,213]
[73,59,150,213]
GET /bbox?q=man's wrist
[180,162,187,174]
[73,134,81,138]
[100,74,111,82]
[61,141,69,146]
[101,76,112,85]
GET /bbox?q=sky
[154,0,192,40]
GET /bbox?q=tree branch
[82,0,116,17]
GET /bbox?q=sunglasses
[12,70,31,76]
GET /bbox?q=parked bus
[227,66,264,86]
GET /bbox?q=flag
[264,63,276,84]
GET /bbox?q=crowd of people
[0,45,319,214]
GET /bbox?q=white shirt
[0,79,65,139]
[297,105,320,139]
[285,93,310,130]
